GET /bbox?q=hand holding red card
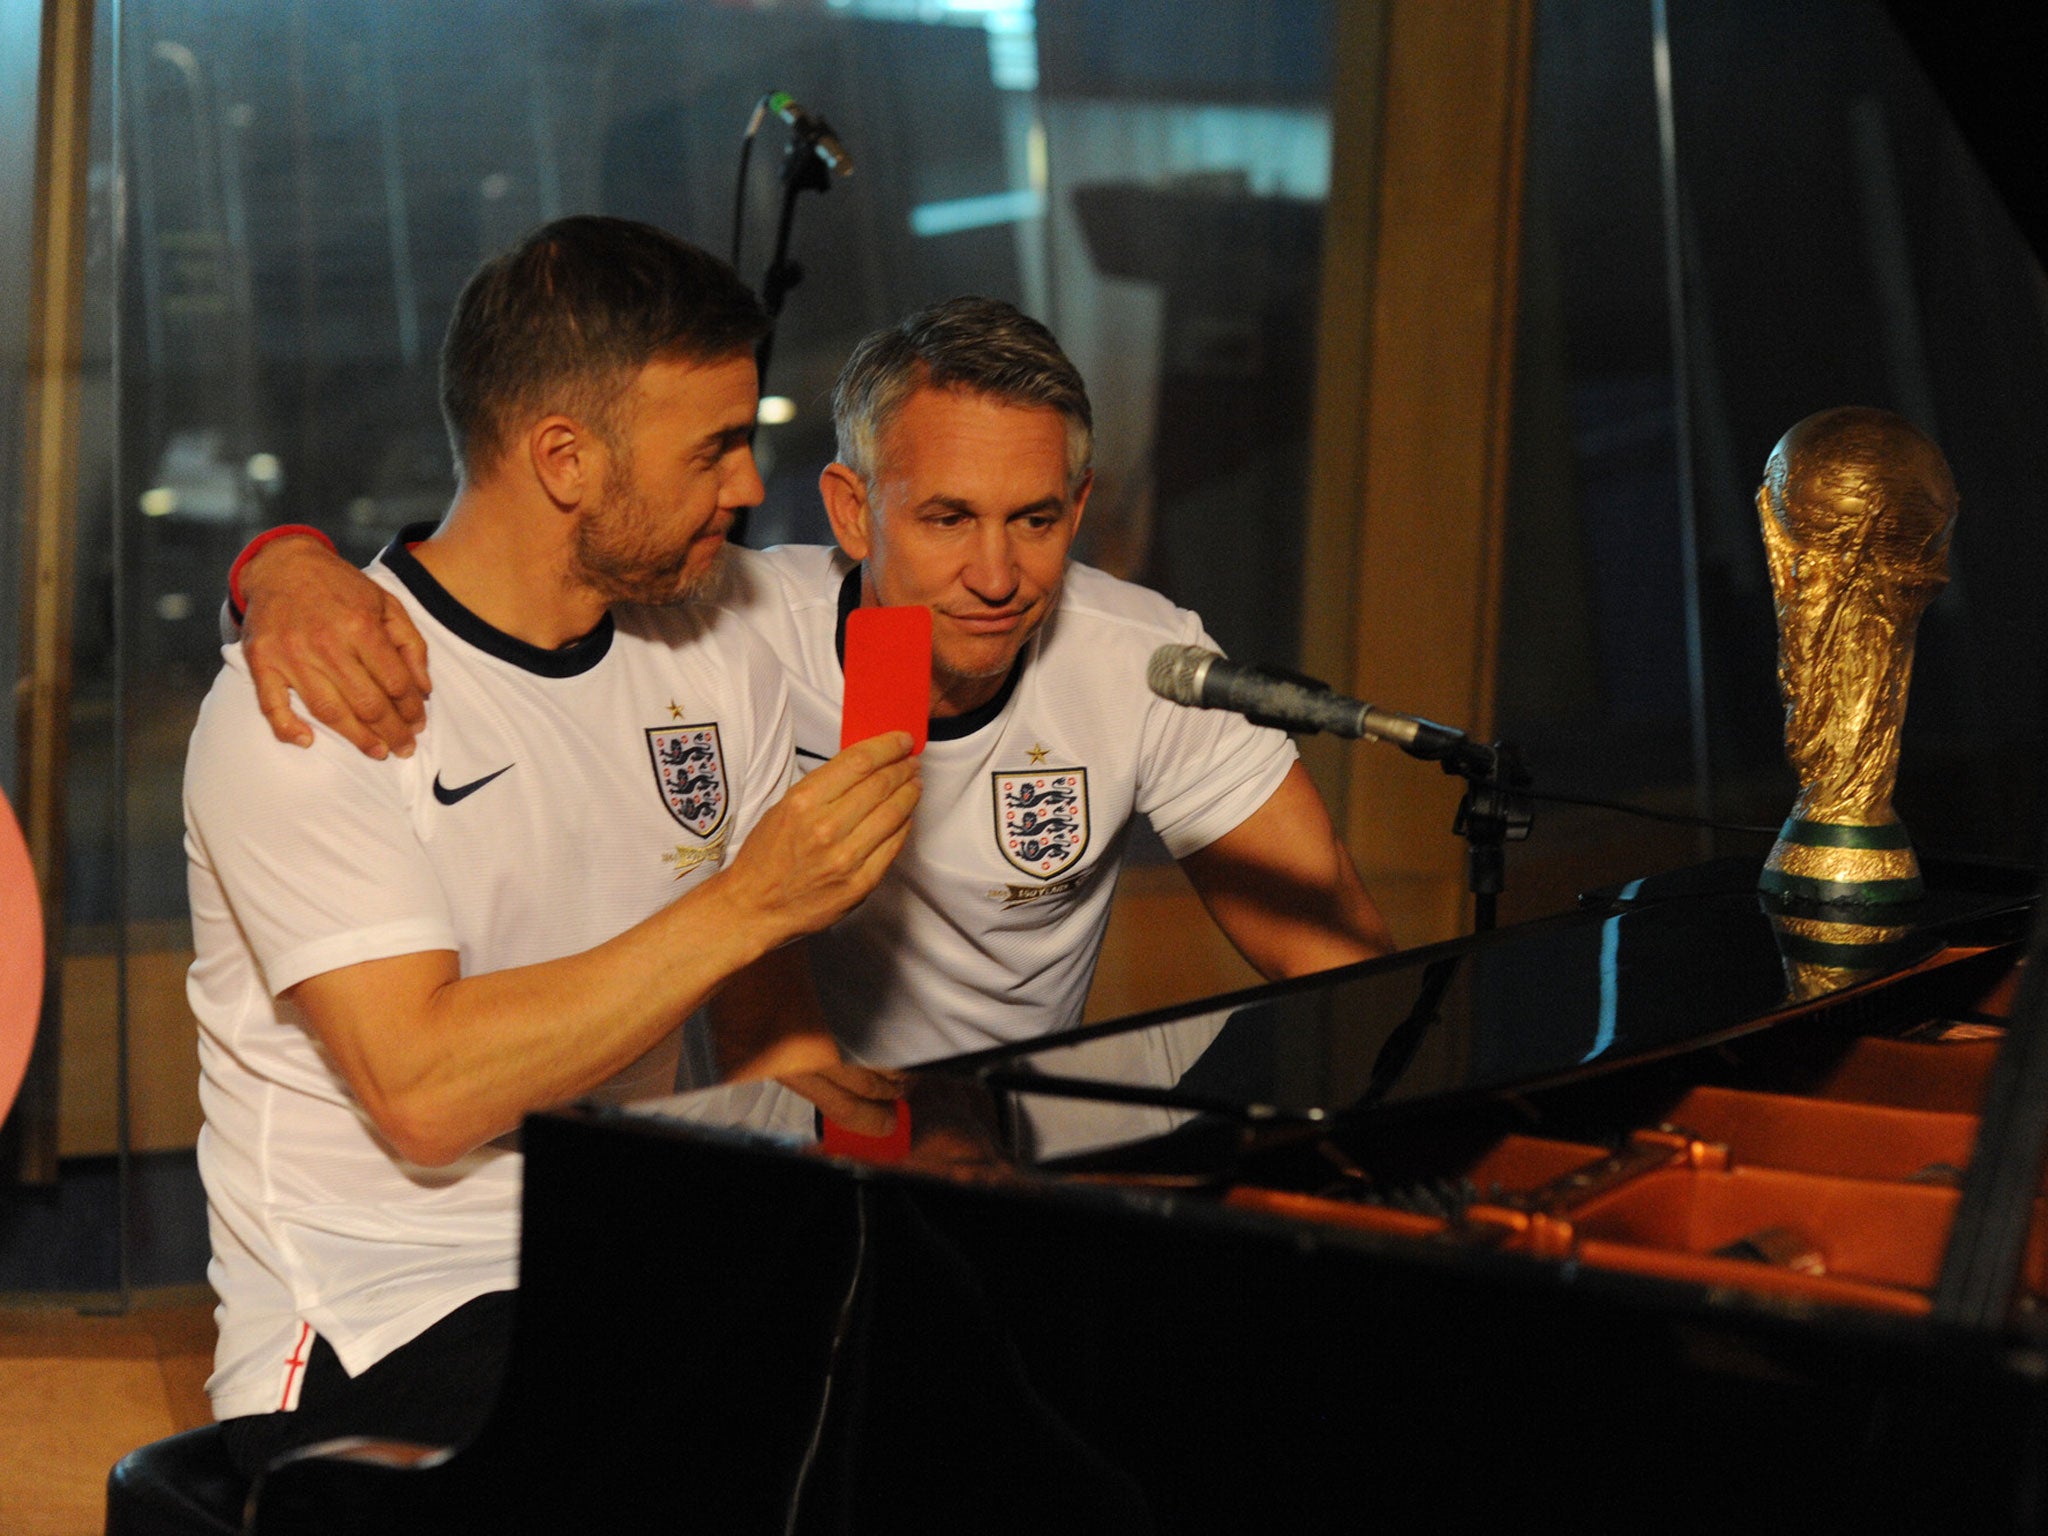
[818,1099,914,1163]
[841,605,932,754]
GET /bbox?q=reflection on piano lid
[953,857,2025,1139]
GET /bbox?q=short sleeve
[184,649,457,997]
[1132,613,1299,859]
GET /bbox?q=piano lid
[936,857,2033,1154]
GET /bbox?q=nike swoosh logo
[433,764,515,805]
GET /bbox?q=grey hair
[831,297,1093,490]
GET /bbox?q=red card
[819,1098,914,1163]
[841,605,932,753]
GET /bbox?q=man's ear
[819,462,873,562]
[529,415,596,510]
[1068,469,1094,539]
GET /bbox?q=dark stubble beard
[570,465,728,608]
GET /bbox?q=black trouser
[218,1289,515,1480]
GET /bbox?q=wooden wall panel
[1306,0,1534,948]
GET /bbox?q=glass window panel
[1,0,41,794]
[10,0,1336,1294]
[2,0,131,1298]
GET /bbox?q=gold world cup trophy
[1753,408,1957,994]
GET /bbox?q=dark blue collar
[382,523,614,678]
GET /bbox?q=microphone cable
[1149,643,1780,842]
[1458,779,1780,840]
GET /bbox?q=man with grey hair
[231,295,1391,1123]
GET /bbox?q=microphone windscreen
[1146,644,1214,707]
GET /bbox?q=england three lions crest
[647,724,729,839]
[993,767,1090,879]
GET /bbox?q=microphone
[1146,644,1471,762]
[755,90,854,176]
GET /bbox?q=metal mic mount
[1448,739,1532,933]
[1145,644,1532,933]
[1342,703,1531,933]
[766,91,854,177]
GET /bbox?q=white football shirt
[186,537,791,1421]
[711,544,1296,1066]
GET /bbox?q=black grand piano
[243,852,2045,1534]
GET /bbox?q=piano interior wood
[1808,1032,2000,1110]
[1217,954,2030,1317]
[1657,1083,1976,1179]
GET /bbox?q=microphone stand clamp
[1443,739,1533,934]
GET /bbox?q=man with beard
[183,216,920,1475]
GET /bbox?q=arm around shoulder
[235,531,433,759]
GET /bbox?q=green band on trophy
[1780,818,1914,851]
[1757,867,1924,906]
